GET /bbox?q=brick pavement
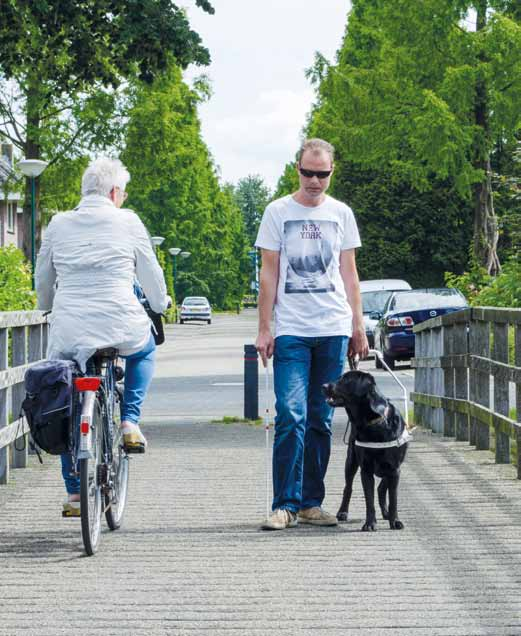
[1,313,521,635]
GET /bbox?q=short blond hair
[298,138,335,164]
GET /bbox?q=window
[7,203,15,233]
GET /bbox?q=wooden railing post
[469,315,490,450]
[492,320,510,463]
[442,323,455,437]
[413,330,425,428]
[453,321,469,441]
[431,326,444,434]
[11,326,28,469]
[0,327,8,484]
[514,324,521,479]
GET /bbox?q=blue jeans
[61,334,156,494]
[272,335,348,512]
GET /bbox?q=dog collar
[354,428,413,449]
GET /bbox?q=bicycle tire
[80,400,103,556]
[105,388,129,530]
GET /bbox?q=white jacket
[36,195,168,370]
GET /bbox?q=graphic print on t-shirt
[283,219,339,294]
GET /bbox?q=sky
[185,1,351,191]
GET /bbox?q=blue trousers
[61,334,156,494]
[272,335,348,512]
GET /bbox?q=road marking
[211,382,244,386]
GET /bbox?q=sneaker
[298,507,338,526]
[261,509,298,531]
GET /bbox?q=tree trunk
[22,78,42,263]
[473,158,501,276]
[473,1,501,276]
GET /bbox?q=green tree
[273,162,300,199]
[308,0,521,275]
[233,175,271,246]
[122,64,249,309]
[0,0,213,259]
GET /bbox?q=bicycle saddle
[93,348,119,360]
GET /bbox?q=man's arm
[340,249,369,359]
[255,249,279,367]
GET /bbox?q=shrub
[445,258,521,309]
[0,246,36,311]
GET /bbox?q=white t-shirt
[255,194,361,338]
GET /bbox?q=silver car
[360,279,411,348]
[179,296,212,324]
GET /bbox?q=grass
[210,415,264,426]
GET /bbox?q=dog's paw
[389,519,404,530]
[361,521,377,532]
[336,512,348,523]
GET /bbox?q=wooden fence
[412,307,521,477]
[0,311,48,485]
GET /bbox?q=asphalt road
[145,309,416,423]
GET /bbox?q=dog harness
[354,426,413,449]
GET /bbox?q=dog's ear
[368,385,388,418]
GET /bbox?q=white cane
[264,362,271,520]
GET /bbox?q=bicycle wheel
[105,387,129,530]
[80,400,103,556]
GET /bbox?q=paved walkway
[1,313,521,635]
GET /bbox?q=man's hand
[349,323,369,360]
[256,329,274,367]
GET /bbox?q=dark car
[372,288,468,369]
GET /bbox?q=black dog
[323,370,410,532]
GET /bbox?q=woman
[36,157,169,516]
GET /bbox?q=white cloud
[184,0,350,189]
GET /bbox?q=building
[0,143,23,250]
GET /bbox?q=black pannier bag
[22,360,77,455]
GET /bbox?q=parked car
[179,296,212,324]
[360,279,412,348]
[372,288,468,369]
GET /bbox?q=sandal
[122,428,147,454]
[62,500,81,518]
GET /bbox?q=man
[255,138,368,531]
[36,157,168,516]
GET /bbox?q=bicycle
[71,348,129,556]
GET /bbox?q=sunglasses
[298,166,333,179]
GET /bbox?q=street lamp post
[151,236,165,252]
[168,247,181,297]
[18,159,48,289]
[248,248,258,299]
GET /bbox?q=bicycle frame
[73,357,117,461]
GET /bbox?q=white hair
[81,157,130,197]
